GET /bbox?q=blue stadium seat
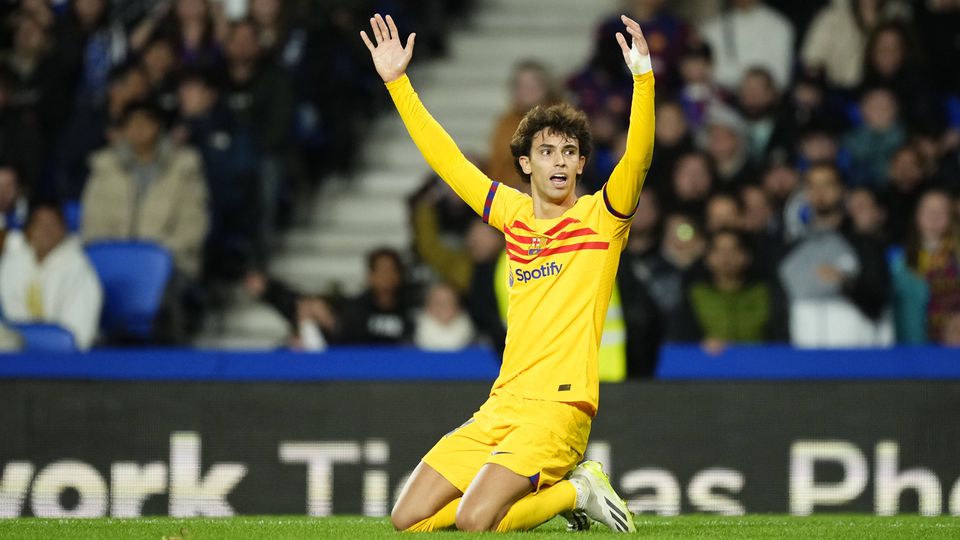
[10,323,77,353]
[844,100,862,128]
[85,241,173,339]
[62,200,82,233]
[947,95,960,129]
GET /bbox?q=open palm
[615,14,651,75]
[361,14,416,84]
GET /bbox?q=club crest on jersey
[528,237,548,256]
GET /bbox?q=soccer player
[360,12,654,533]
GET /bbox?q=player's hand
[615,14,652,76]
[360,13,416,84]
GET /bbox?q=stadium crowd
[0,0,472,347]
[0,0,959,374]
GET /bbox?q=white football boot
[567,460,636,532]
[560,508,590,531]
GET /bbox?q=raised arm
[361,14,501,219]
[604,15,656,219]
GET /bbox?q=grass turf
[1,515,958,539]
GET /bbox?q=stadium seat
[947,95,960,129]
[61,200,82,233]
[9,323,77,353]
[844,100,862,128]
[85,241,173,339]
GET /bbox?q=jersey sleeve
[602,71,655,221]
[386,75,525,230]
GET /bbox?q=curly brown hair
[509,103,592,183]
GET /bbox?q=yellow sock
[406,497,460,532]
[495,480,577,532]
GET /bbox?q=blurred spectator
[581,111,628,194]
[296,3,380,178]
[661,212,707,275]
[2,11,68,189]
[762,162,800,216]
[700,0,795,91]
[55,0,129,104]
[242,270,340,350]
[800,0,909,90]
[842,87,904,187]
[767,73,846,164]
[139,37,180,117]
[104,66,150,132]
[861,21,942,131]
[764,0,828,40]
[704,104,757,190]
[778,163,892,347]
[4,0,54,35]
[463,220,506,356]
[891,190,960,343]
[943,313,960,347]
[676,42,725,135]
[704,192,742,233]
[411,187,472,293]
[0,321,23,351]
[741,184,776,237]
[672,0,723,26]
[174,70,258,279]
[740,183,783,277]
[796,126,840,171]
[914,0,960,95]
[414,281,475,351]
[617,190,674,376]
[487,60,559,191]
[0,202,103,349]
[52,63,150,199]
[846,186,886,240]
[82,102,209,279]
[881,144,928,244]
[0,67,43,192]
[594,0,690,94]
[248,0,315,163]
[736,67,780,165]
[249,0,304,67]
[647,100,695,194]
[220,18,294,261]
[567,15,634,120]
[339,248,412,344]
[676,228,787,350]
[133,0,227,68]
[662,151,714,216]
[0,164,28,246]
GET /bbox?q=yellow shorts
[422,390,592,493]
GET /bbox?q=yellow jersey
[387,71,654,415]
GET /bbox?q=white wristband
[628,47,653,76]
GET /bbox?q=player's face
[520,129,584,205]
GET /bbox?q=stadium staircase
[196,0,618,348]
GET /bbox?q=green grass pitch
[2,515,959,539]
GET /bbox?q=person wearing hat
[704,102,757,191]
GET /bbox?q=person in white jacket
[0,203,103,350]
[800,0,910,90]
[700,0,794,91]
